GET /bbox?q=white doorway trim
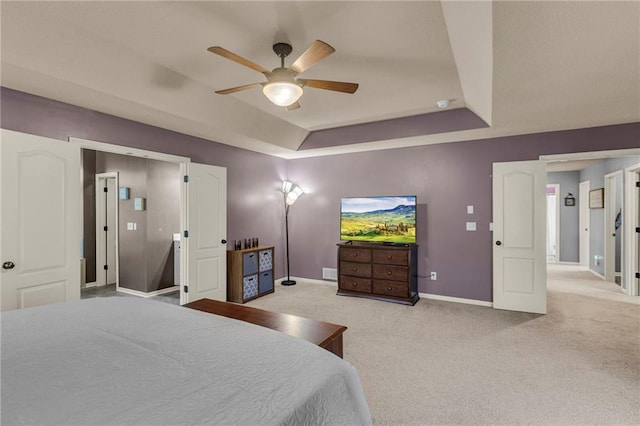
[95,172,119,288]
[579,180,590,268]
[541,148,640,297]
[541,148,640,163]
[604,171,623,284]
[623,163,640,296]
[70,138,190,164]
[69,137,192,303]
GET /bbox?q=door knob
[496,241,502,246]
[221,239,227,244]
[2,261,15,270]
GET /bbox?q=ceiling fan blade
[286,102,301,111]
[298,79,359,94]
[215,82,263,95]
[290,40,335,74]
[207,46,270,75]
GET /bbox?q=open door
[579,181,590,267]
[95,173,118,287]
[180,162,227,304]
[1,129,81,311]
[493,160,547,314]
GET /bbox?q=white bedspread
[1,297,371,425]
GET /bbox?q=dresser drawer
[339,247,371,263]
[339,275,372,293]
[340,261,372,278]
[373,280,409,298]
[372,264,408,282]
[372,249,409,266]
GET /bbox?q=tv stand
[336,243,419,305]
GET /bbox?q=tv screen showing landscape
[340,196,416,244]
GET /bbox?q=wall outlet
[430,271,437,281]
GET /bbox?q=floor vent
[322,268,338,281]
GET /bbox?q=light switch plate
[466,222,477,231]
[467,205,474,214]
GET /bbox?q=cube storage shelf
[227,246,274,303]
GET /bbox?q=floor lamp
[281,181,304,286]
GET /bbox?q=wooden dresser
[337,243,419,305]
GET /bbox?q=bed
[1,297,371,425]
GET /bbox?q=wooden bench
[185,298,347,358]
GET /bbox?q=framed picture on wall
[589,188,604,208]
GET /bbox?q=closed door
[1,129,81,311]
[493,160,547,314]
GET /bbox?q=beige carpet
[246,265,640,425]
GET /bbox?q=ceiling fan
[208,40,359,111]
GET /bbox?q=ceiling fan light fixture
[263,81,303,107]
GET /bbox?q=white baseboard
[589,269,605,280]
[83,281,98,289]
[117,285,179,298]
[419,292,493,307]
[277,276,491,307]
[276,277,337,286]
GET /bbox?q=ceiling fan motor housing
[269,67,300,84]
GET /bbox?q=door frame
[623,163,640,296]
[579,180,590,268]
[492,148,640,312]
[604,170,623,284]
[541,148,640,296]
[95,172,119,288]
[69,138,192,303]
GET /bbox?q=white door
[1,129,81,311]
[180,162,227,304]
[579,181,590,268]
[546,184,560,263]
[493,160,547,314]
[95,173,118,286]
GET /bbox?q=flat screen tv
[340,196,416,244]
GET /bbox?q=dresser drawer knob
[387,255,392,259]
[352,282,358,287]
[352,267,358,272]
[352,253,358,257]
[387,271,392,276]
[387,286,392,291]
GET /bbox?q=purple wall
[2,87,639,302]
[287,123,640,301]
[299,108,488,150]
[0,87,289,279]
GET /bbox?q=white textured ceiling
[1,1,638,159]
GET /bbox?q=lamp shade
[263,82,303,107]
[281,181,293,193]
[285,185,304,205]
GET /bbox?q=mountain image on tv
[340,196,416,243]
